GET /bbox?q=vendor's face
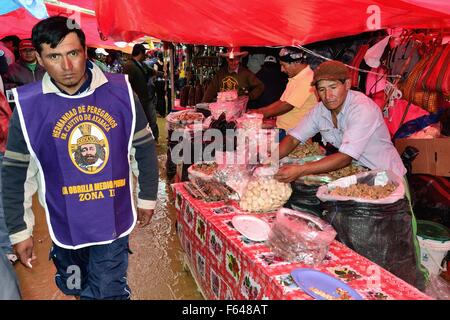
[316,79,351,113]
[36,32,87,95]
[227,58,240,71]
[280,61,298,78]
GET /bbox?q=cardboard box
[395,137,450,177]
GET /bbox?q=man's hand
[137,208,155,228]
[274,164,306,183]
[14,237,36,269]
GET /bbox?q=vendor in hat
[275,60,407,182]
[251,46,318,139]
[201,47,264,103]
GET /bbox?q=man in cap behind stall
[202,47,264,103]
[251,46,318,139]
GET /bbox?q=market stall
[172,182,431,300]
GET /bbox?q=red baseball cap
[19,39,35,51]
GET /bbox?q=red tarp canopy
[0,0,118,49]
[96,0,450,46]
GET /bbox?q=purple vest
[14,74,136,248]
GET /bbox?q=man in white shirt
[275,60,406,182]
[275,60,428,290]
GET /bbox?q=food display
[166,110,205,130]
[208,112,237,151]
[327,164,368,179]
[235,113,263,130]
[184,179,238,202]
[289,142,324,158]
[210,94,248,121]
[190,162,218,176]
[188,162,218,180]
[329,183,396,200]
[175,112,204,123]
[209,112,237,131]
[239,177,292,212]
[217,90,238,102]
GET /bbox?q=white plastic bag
[316,170,405,204]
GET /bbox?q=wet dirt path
[14,118,203,300]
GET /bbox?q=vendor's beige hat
[219,47,248,59]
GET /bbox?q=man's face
[20,48,37,63]
[227,58,240,72]
[80,143,98,164]
[36,32,87,94]
[316,79,351,113]
[280,61,299,78]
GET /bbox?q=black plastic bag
[321,198,425,290]
[284,181,324,217]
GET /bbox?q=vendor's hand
[14,237,36,269]
[274,164,306,183]
[137,208,155,228]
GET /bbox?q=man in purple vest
[2,16,159,300]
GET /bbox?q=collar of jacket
[41,60,108,95]
[18,58,43,71]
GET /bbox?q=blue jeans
[0,153,13,254]
[50,236,132,300]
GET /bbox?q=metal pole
[163,42,168,114]
[169,43,176,110]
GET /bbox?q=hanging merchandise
[387,36,421,81]
[417,44,450,98]
[400,56,445,113]
[365,36,391,68]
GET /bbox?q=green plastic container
[417,220,450,242]
[416,220,450,276]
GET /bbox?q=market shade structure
[96,0,450,46]
[0,0,119,48]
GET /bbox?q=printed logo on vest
[221,76,239,92]
[68,122,109,174]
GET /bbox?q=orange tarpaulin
[96,0,450,46]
